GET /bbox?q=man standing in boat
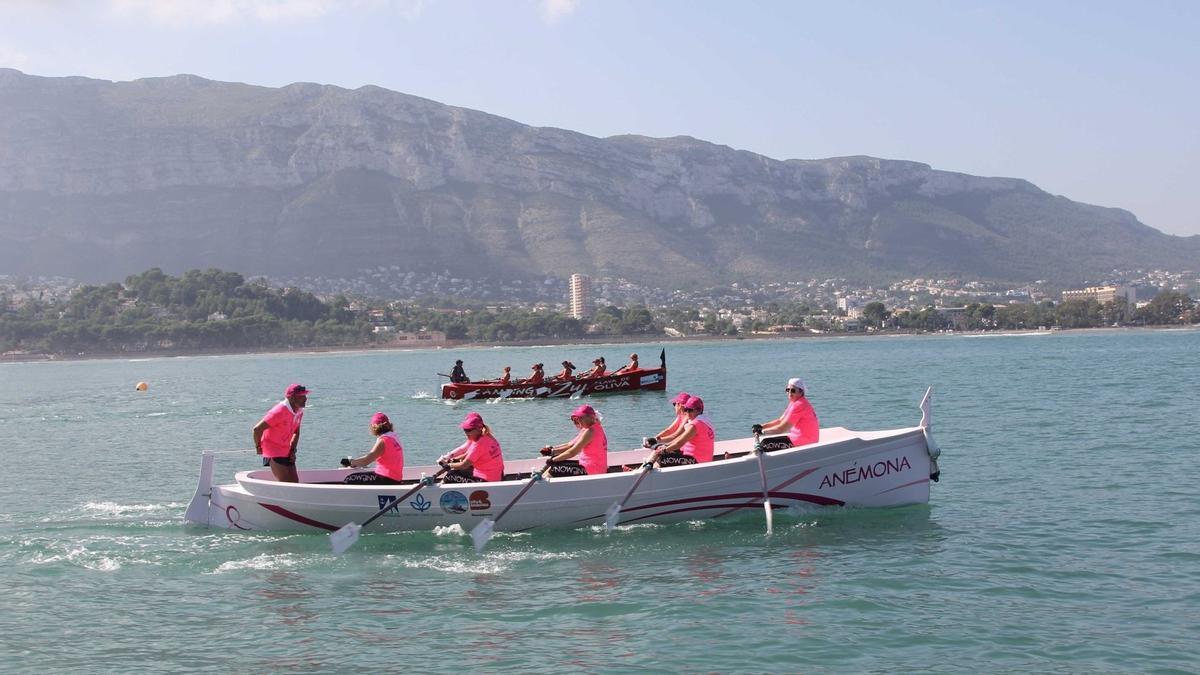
[450,360,469,383]
[755,378,819,447]
[252,383,308,483]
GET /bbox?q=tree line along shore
[2,268,1196,360]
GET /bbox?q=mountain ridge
[1,68,1195,288]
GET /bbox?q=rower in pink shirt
[756,377,819,447]
[343,412,405,485]
[441,413,505,483]
[652,395,714,466]
[541,404,608,476]
[644,391,691,448]
[252,383,309,483]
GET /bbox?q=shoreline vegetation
[2,267,1197,364]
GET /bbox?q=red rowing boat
[440,350,667,400]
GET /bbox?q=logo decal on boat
[818,456,912,490]
[440,490,469,514]
[376,495,402,516]
[590,377,631,392]
[469,490,491,512]
[224,505,251,530]
[759,436,792,452]
[410,493,432,512]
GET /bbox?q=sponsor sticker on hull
[469,490,491,514]
[440,490,469,514]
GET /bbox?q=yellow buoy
[135,382,148,392]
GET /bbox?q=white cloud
[539,0,580,25]
[107,0,424,26]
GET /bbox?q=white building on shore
[1061,285,1135,305]
[569,273,593,319]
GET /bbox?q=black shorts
[343,472,403,485]
[442,470,485,483]
[657,453,697,467]
[546,460,588,477]
[264,456,295,467]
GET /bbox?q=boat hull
[188,426,934,533]
[440,367,666,400]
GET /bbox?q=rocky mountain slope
[1,68,1196,287]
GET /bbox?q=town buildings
[1061,285,1136,305]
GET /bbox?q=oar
[437,373,452,379]
[752,426,774,535]
[330,469,446,555]
[604,461,653,531]
[470,464,551,553]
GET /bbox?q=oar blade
[329,521,362,555]
[604,502,621,532]
[763,501,774,535]
[470,519,495,553]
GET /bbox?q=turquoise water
[1,330,1198,673]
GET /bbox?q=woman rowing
[643,391,690,448]
[579,357,606,378]
[439,412,505,483]
[613,353,639,374]
[553,360,576,381]
[755,377,819,447]
[650,395,714,466]
[494,366,512,386]
[522,363,545,385]
[343,412,405,485]
[540,405,608,477]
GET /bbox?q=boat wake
[390,548,576,574]
[26,543,122,571]
[210,552,303,574]
[81,501,184,518]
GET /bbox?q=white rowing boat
[185,389,942,535]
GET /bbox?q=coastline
[2,324,1196,365]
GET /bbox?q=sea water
[1,330,1197,672]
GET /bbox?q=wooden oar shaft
[754,432,774,534]
[617,464,653,508]
[491,467,547,525]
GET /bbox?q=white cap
[787,377,806,394]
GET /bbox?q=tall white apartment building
[569,273,593,319]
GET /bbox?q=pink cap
[460,413,485,430]
[683,395,704,413]
[671,391,691,405]
[370,412,389,426]
[285,383,311,397]
[570,404,596,418]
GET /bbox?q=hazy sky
[2,0,1198,236]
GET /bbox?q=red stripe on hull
[259,503,340,531]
